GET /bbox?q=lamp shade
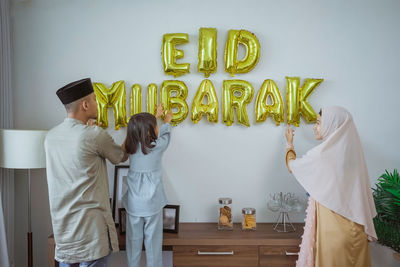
[0,129,48,169]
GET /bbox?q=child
[122,104,173,267]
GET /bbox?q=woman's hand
[164,110,173,123]
[156,103,165,119]
[285,125,295,146]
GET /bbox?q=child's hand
[156,103,165,119]
[164,110,173,123]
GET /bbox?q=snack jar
[242,207,256,231]
[218,198,233,230]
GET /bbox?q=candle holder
[267,192,305,232]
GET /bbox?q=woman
[285,106,377,267]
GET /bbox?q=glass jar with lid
[218,198,233,230]
[242,207,256,231]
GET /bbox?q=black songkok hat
[56,78,94,105]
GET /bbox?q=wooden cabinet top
[117,223,304,249]
[163,223,304,246]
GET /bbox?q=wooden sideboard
[48,223,304,267]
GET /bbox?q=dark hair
[319,109,322,116]
[125,113,157,155]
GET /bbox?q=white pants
[126,211,163,267]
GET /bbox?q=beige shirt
[45,118,124,263]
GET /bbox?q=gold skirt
[315,202,371,267]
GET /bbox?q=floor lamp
[0,129,48,267]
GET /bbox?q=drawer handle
[285,251,299,256]
[197,250,234,256]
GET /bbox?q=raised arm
[154,109,173,151]
[96,128,126,164]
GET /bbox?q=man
[45,78,128,266]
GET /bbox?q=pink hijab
[290,106,377,240]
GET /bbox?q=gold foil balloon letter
[160,80,189,126]
[286,77,324,126]
[147,83,157,116]
[93,80,127,130]
[197,28,217,78]
[224,30,260,77]
[130,84,142,117]
[191,79,219,124]
[222,80,254,127]
[162,33,190,77]
[255,79,284,125]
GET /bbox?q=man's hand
[88,119,102,127]
[122,139,127,151]
[121,139,129,162]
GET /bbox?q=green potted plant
[372,169,400,254]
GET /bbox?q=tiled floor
[109,251,173,267]
[109,244,399,267]
[369,242,399,267]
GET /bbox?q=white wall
[10,0,400,266]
